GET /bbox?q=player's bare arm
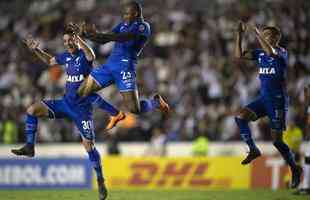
[81,22,143,44]
[23,37,57,66]
[76,35,96,61]
[248,24,277,56]
[234,21,253,60]
[67,23,96,61]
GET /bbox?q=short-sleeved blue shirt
[107,19,151,63]
[251,47,288,96]
[55,49,93,104]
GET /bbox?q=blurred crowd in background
[0,0,309,146]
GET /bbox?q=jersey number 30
[82,120,92,130]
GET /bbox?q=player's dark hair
[63,27,75,36]
[126,1,143,19]
[263,26,281,39]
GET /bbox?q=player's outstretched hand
[66,22,81,36]
[247,24,260,35]
[22,36,39,51]
[237,21,246,34]
[80,22,97,37]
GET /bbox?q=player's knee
[236,108,257,121]
[294,152,301,163]
[234,116,249,126]
[77,84,87,97]
[26,103,40,116]
[82,140,94,152]
[235,111,247,121]
[123,99,141,114]
[127,104,141,114]
[271,130,282,142]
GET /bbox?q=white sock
[303,144,310,189]
[303,162,310,189]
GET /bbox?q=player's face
[63,34,78,53]
[262,30,279,46]
[123,6,137,23]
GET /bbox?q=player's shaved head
[124,1,142,18]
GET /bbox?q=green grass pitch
[0,189,309,200]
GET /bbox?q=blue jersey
[252,47,288,96]
[107,19,151,64]
[55,49,92,104]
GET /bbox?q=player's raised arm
[67,23,96,61]
[76,34,96,61]
[234,21,253,60]
[248,24,278,56]
[22,36,57,66]
[81,23,143,44]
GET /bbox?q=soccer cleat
[154,94,170,115]
[291,166,303,189]
[97,178,108,200]
[241,148,261,165]
[293,188,310,195]
[11,144,35,157]
[105,111,126,131]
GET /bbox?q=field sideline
[0,189,309,200]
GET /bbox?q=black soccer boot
[291,166,303,189]
[241,148,261,165]
[295,188,310,195]
[97,178,108,200]
[11,144,35,157]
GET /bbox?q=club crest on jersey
[259,67,276,74]
[139,24,145,32]
[66,74,84,82]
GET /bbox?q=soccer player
[297,85,310,195]
[74,1,170,122]
[11,28,113,200]
[234,21,302,188]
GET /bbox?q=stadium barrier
[1,142,308,157]
[99,156,250,189]
[0,143,295,190]
[0,158,92,189]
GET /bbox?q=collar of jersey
[124,18,143,26]
[66,49,80,58]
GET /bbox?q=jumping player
[11,28,113,200]
[234,21,302,188]
[74,1,169,121]
[297,85,310,195]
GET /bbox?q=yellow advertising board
[96,157,250,189]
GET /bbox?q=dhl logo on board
[99,157,250,189]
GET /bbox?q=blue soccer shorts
[246,95,288,132]
[90,59,137,92]
[42,98,95,141]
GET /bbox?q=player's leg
[120,89,169,114]
[75,117,107,200]
[114,67,169,115]
[82,139,107,200]
[11,101,49,157]
[78,75,102,97]
[235,97,265,165]
[88,93,126,130]
[78,65,115,97]
[271,129,302,188]
[80,66,125,130]
[300,144,310,193]
[267,96,302,188]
